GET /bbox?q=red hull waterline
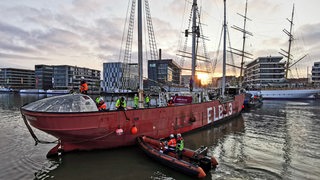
[21,94,245,157]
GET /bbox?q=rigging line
[145,0,158,60]
[122,0,137,90]
[226,26,236,76]
[119,0,132,62]
[295,67,300,78]
[197,7,211,73]
[118,0,132,90]
[22,113,58,145]
[180,2,194,69]
[177,0,188,53]
[212,26,224,75]
[143,3,149,61]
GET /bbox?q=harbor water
[0,93,319,180]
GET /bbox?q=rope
[69,131,115,144]
[21,111,58,145]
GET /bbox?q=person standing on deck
[95,97,107,111]
[116,97,127,110]
[189,78,193,92]
[134,94,139,109]
[167,97,174,106]
[145,94,150,107]
[79,77,88,94]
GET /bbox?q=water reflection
[0,93,46,110]
[184,116,245,149]
[35,147,198,180]
[240,100,320,180]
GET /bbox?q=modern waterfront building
[0,66,101,92]
[52,65,101,92]
[35,65,54,90]
[312,61,320,85]
[147,59,181,87]
[243,56,285,87]
[102,62,138,92]
[0,68,35,90]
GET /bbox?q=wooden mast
[138,0,144,108]
[231,0,253,86]
[285,4,294,79]
[191,0,197,90]
[279,4,295,79]
[221,0,227,97]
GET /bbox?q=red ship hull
[21,94,244,157]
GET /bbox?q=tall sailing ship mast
[230,0,253,86]
[119,0,159,108]
[177,0,211,90]
[279,4,307,79]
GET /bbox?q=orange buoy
[130,125,138,134]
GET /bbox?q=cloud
[0,0,319,79]
[0,52,53,69]
[296,23,320,47]
[0,52,50,60]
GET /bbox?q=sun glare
[197,73,210,85]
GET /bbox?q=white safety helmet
[177,133,181,138]
[81,76,85,80]
[169,134,174,139]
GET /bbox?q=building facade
[312,61,320,85]
[147,59,181,87]
[243,56,285,87]
[52,65,101,92]
[0,66,101,91]
[35,65,54,90]
[102,62,138,92]
[0,68,35,90]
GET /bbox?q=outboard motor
[199,157,213,172]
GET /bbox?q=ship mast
[279,4,295,79]
[121,0,158,108]
[137,0,144,108]
[221,0,227,97]
[279,4,307,79]
[231,0,253,86]
[285,5,294,79]
[191,0,197,89]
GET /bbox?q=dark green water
[0,93,319,179]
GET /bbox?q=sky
[0,0,320,79]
